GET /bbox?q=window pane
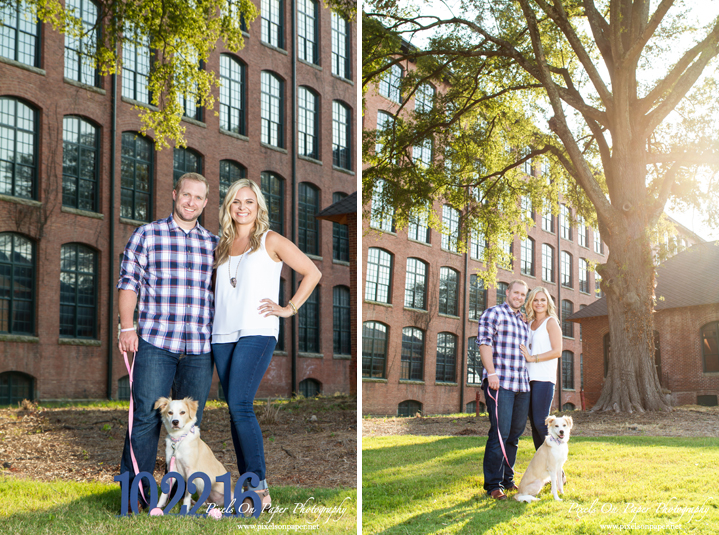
[331,13,350,78]
[1,1,39,67]
[64,0,98,86]
[261,172,284,234]
[362,321,387,378]
[298,182,319,255]
[365,248,392,303]
[298,87,318,159]
[332,101,351,169]
[63,116,98,211]
[219,55,246,135]
[261,0,283,48]
[261,71,283,147]
[0,233,35,334]
[120,132,153,222]
[401,327,424,381]
[333,286,351,355]
[219,160,246,205]
[59,244,97,338]
[0,97,36,199]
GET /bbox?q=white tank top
[212,232,283,342]
[526,316,558,383]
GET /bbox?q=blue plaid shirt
[117,215,219,354]
[477,302,530,392]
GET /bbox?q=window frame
[560,250,573,288]
[298,182,320,255]
[365,248,393,304]
[404,258,428,310]
[63,0,99,87]
[333,285,351,356]
[59,243,97,339]
[331,12,350,79]
[121,29,152,104]
[467,336,483,384]
[219,54,246,136]
[120,132,153,222]
[261,0,284,49]
[441,205,460,252]
[260,71,284,148]
[379,63,402,103]
[520,236,534,276]
[297,0,318,64]
[0,233,35,335]
[62,115,99,212]
[562,350,575,390]
[362,321,388,378]
[219,160,246,206]
[0,97,37,200]
[173,146,202,186]
[298,86,319,159]
[561,300,574,338]
[401,327,424,381]
[332,100,351,169]
[260,171,284,235]
[468,274,486,320]
[0,0,40,67]
[438,267,459,316]
[298,286,320,353]
[436,332,457,383]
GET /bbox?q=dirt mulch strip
[362,405,719,438]
[0,397,357,489]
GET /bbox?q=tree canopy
[363,0,719,412]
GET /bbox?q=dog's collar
[549,435,564,445]
[169,424,197,444]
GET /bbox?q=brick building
[361,58,705,417]
[0,1,357,404]
[570,242,719,408]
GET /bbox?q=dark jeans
[482,383,530,493]
[213,335,276,488]
[120,337,213,505]
[529,380,555,450]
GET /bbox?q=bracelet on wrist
[288,300,298,315]
[120,327,135,333]
[487,373,497,377]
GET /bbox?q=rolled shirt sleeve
[477,307,498,347]
[117,227,147,294]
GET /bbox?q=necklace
[228,241,250,288]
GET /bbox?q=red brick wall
[580,303,719,408]
[0,2,356,400]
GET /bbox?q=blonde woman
[519,287,562,450]
[212,179,321,513]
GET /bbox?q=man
[117,172,218,510]
[477,279,530,500]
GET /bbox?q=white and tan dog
[154,397,230,513]
[515,415,573,502]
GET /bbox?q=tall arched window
[0,97,37,199]
[261,71,284,147]
[298,87,318,159]
[365,248,392,304]
[297,0,318,64]
[332,101,351,169]
[60,244,97,338]
[219,160,246,205]
[120,132,153,222]
[0,1,40,66]
[219,55,246,135]
[298,182,319,255]
[298,286,320,353]
[333,285,350,356]
[62,116,99,212]
[436,332,457,383]
[439,267,459,316]
[404,258,427,310]
[562,350,574,389]
[122,27,151,103]
[64,0,98,86]
[261,0,284,49]
[0,233,34,334]
[332,192,349,262]
[261,172,284,234]
[362,321,387,378]
[331,12,350,79]
[173,147,202,185]
[401,327,424,381]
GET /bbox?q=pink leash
[123,351,147,503]
[486,387,512,472]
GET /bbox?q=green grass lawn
[363,435,719,534]
[0,479,356,534]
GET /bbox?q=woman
[519,287,562,450]
[212,179,321,513]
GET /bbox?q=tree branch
[622,0,674,65]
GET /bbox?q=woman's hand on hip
[258,298,294,318]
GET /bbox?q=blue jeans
[213,335,276,488]
[120,337,213,505]
[482,383,530,493]
[529,381,555,450]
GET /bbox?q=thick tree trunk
[592,214,671,413]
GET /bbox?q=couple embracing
[117,173,321,513]
[477,279,563,500]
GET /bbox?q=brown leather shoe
[489,489,507,500]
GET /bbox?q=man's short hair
[507,279,529,293]
[174,172,209,198]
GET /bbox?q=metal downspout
[290,0,298,397]
[107,69,117,399]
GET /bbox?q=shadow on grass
[363,435,719,534]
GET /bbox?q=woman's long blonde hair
[525,286,559,324]
[214,179,271,268]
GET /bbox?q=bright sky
[391,0,719,240]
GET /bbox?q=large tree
[363,0,719,412]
